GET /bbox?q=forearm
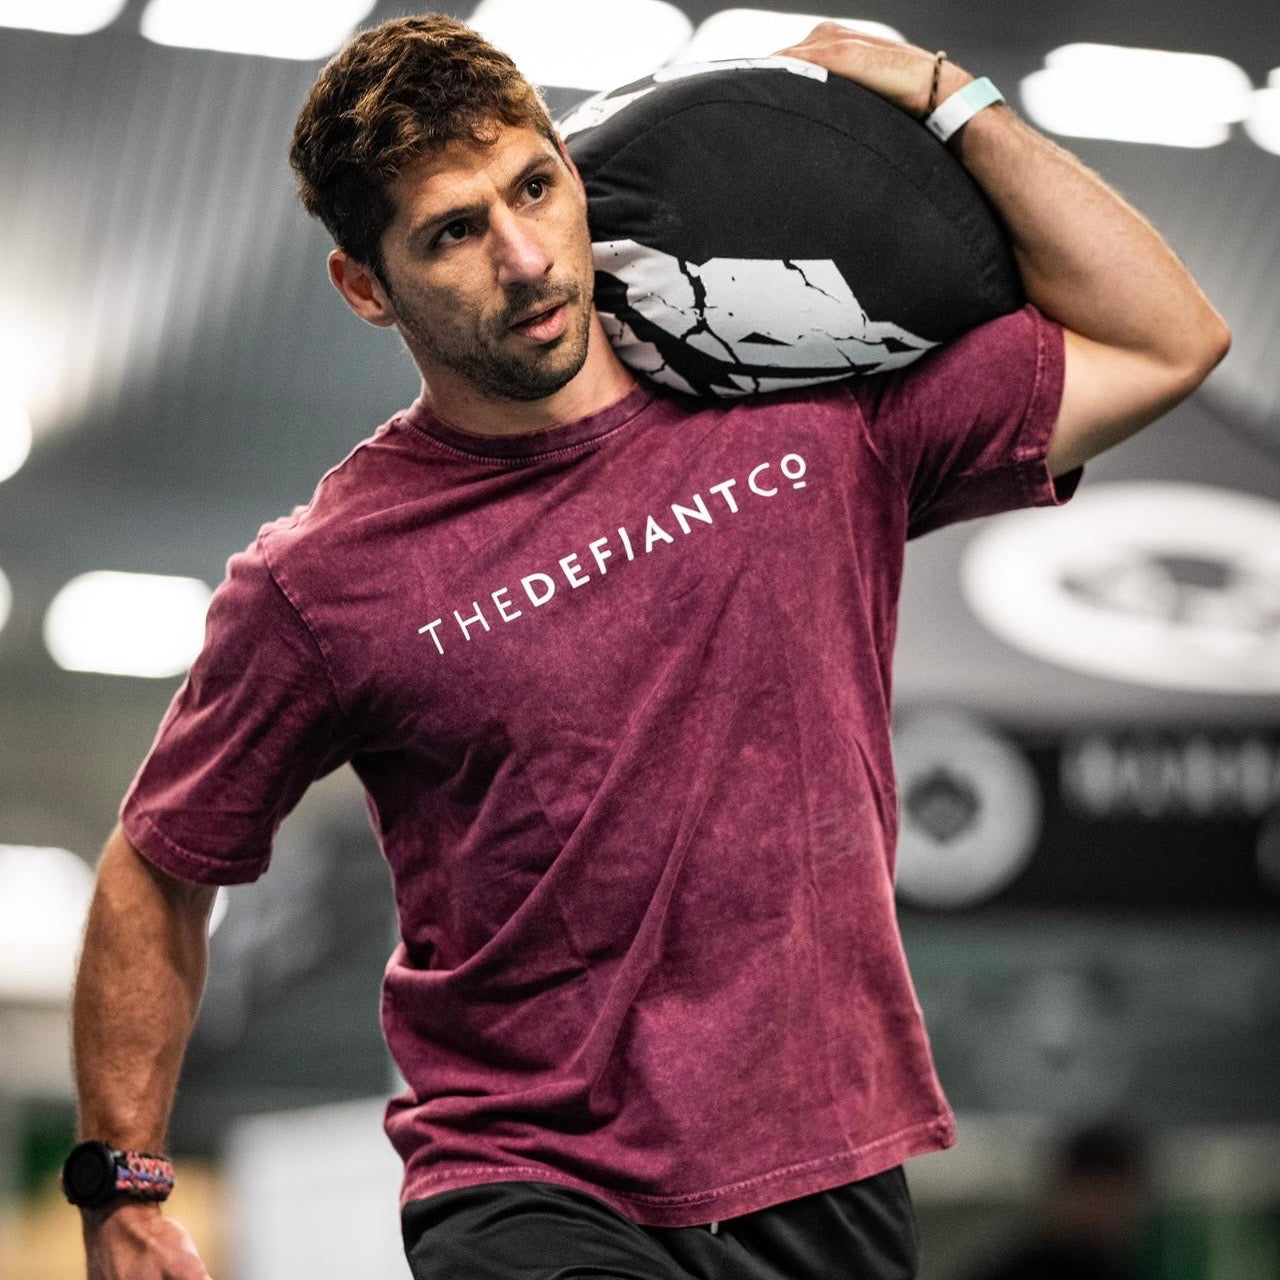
[73,825,214,1149]
[949,91,1229,369]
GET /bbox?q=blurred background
[0,1,1277,1277]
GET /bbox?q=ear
[328,249,397,328]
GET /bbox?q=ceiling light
[0,397,32,484]
[140,0,377,61]
[468,0,693,91]
[0,0,126,35]
[0,845,95,1003]
[1244,69,1280,155]
[44,571,212,678]
[677,9,904,64]
[1020,44,1252,148]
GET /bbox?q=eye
[435,219,471,249]
[524,175,551,201]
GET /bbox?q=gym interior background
[1,1,1277,1276]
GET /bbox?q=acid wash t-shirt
[121,304,1075,1228]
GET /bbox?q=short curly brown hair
[290,14,557,282]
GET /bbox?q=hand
[83,1202,212,1280]
[775,23,973,116]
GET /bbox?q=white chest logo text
[414,451,809,656]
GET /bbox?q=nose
[492,207,552,287]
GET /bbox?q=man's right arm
[73,823,217,1279]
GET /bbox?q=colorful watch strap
[114,1151,176,1200]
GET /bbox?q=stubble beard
[394,277,594,403]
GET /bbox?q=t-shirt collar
[401,383,657,460]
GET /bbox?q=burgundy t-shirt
[121,305,1073,1227]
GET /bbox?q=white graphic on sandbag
[593,238,937,397]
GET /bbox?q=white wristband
[924,76,1005,143]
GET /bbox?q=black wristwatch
[61,1141,176,1210]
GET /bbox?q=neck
[416,313,638,438]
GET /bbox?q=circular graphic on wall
[961,483,1280,693]
[893,711,1042,909]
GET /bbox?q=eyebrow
[406,153,557,255]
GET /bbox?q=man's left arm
[780,25,1232,477]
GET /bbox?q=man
[67,14,1227,1280]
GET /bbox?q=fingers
[775,23,968,116]
[84,1212,213,1280]
[166,1219,213,1280]
[168,1259,213,1280]
[806,21,914,52]
[794,20,923,60]
[774,29,932,114]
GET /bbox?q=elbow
[1202,310,1232,371]
[1189,310,1232,383]
[99,823,217,920]
[1165,310,1231,400]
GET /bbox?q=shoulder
[255,410,428,561]
[644,378,879,477]
[640,309,1057,431]
[852,306,1058,408]
[650,378,860,426]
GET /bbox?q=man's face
[378,124,596,402]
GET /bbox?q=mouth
[508,299,570,341]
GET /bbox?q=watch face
[63,1142,115,1206]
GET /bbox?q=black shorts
[402,1165,917,1280]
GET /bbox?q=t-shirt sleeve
[848,303,1081,538]
[119,534,354,885]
